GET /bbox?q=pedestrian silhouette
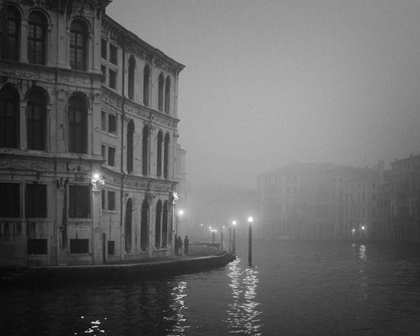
[177,235,183,255]
[184,236,189,254]
[174,234,177,254]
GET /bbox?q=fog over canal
[1,240,420,335]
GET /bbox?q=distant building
[376,174,393,240]
[0,0,185,266]
[387,155,420,242]
[256,162,385,240]
[341,161,384,240]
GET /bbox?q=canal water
[1,240,420,335]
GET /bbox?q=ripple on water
[1,241,420,335]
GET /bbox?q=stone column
[170,193,177,257]
[19,101,27,150]
[20,18,29,63]
[64,25,71,69]
[148,195,155,258]
[56,181,67,265]
[56,89,68,153]
[92,187,103,265]
[173,72,180,118]
[92,91,102,157]
[87,31,94,73]
[46,23,54,67]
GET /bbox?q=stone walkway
[104,244,222,265]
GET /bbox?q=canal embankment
[0,244,235,287]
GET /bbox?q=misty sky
[107,0,420,190]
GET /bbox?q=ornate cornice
[100,166,176,193]
[124,176,176,193]
[102,16,185,75]
[101,86,180,129]
[0,62,103,92]
[0,152,104,173]
[18,0,112,19]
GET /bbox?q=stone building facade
[257,162,385,240]
[387,155,420,242]
[0,0,185,266]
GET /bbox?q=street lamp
[178,209,184,237]
[221,226,225,250]
[91,173,105,191]
[232,220,237,255]
[248,216,253,265]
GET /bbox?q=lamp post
[232,220,237,255]
[221,226,225,250]
[248,217,253,265]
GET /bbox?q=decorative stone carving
[57,90,67,100]
[56,177,69,189]
[0,159,51,171]
[64,75,91,86]
[93,93,102,103]
[66,162,91,173]
[30,0,47,7]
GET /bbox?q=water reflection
[227,257,262,335]
[351,244,369,301]
[81,318,107,335]
[359,244,367,261]
[166,281,188,335]
[2,241,420,336]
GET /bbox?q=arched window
[142,125,149,176]
[165,76,171,114]
[155,200,162,248]
[128,56,135,99]
[162,201,169,248]
[164,133,170,179]
[141,198,149,251]
[158,73,164,111]
[27,87,47,150]
[68,94,88,154]
[125,198,132,252]
[28,11,47,65]
[70,20,88,71]
[0,84,19,148]
[157,131,163,178]
[143,65,150,106]
[127,120,134,174]
[0,5,20,61]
